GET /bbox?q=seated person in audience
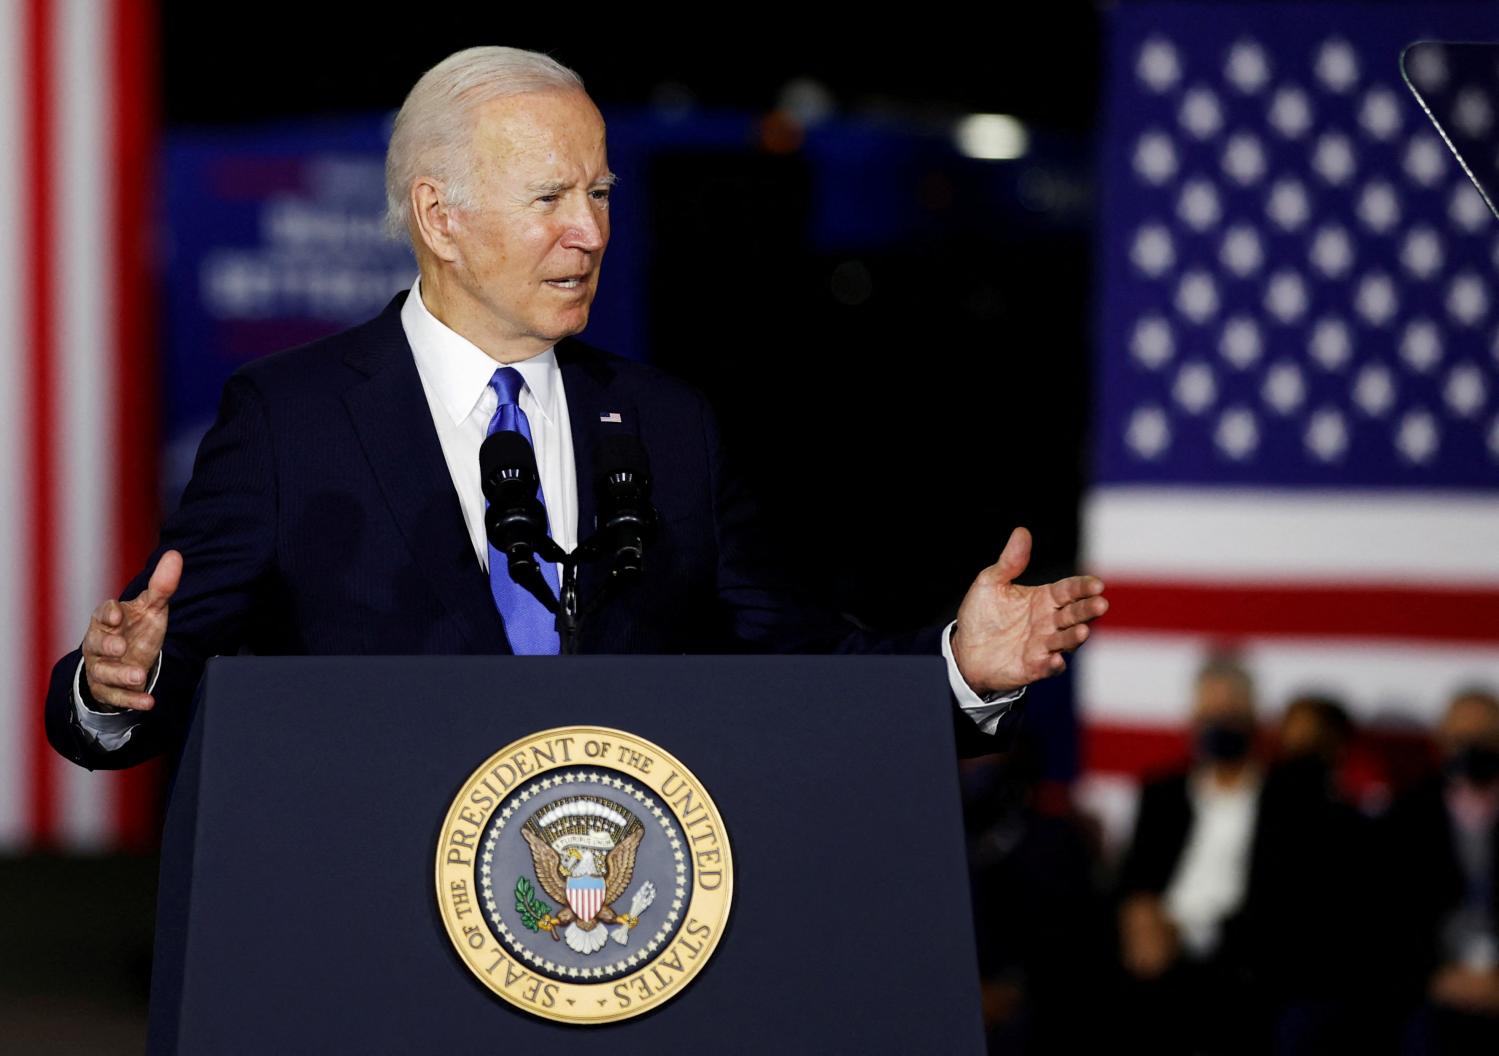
[962,740,1112,1053]
[1277,693,1354,771]
[1383,689,1499,1051]
[1249,694,1379,1052]
[1116,656,1265,1054]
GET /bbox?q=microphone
[593,433,657,583]
[479,431,558,610]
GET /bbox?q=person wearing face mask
[1245,696,1383,1051]
[1115,656,1267,1054]
[1383,689,1499,1052]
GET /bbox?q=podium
[148,655,987,1053]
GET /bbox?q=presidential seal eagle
[521,796,656,954]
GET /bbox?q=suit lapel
[342,297,510,653]
[557,339,618,618]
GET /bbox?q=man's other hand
[951,527,1108,696]
[1119,893,1178,980]
[81,549,182,712]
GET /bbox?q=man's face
[1439,694,1499,756]
[1191,673,1256,764]
[443,89,612,356]
[1440,694,1499,787]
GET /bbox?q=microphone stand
[523,538,600,656]
[484,430,653,656]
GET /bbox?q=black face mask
[1197,722,1253,763]
[1445,744,1499,786]
[1279,750,1333,779]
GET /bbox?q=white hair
[384,46,585,243]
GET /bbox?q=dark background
[161,13,1103,131]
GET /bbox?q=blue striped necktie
[485,366,560,655]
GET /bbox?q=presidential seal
[435,726,733,1024]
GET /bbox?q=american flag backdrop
[1078,3,1499,841]
[0,0,158,851]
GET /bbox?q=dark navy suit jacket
[47,293,998,770]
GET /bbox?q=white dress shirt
[75,276,1020,746]
[1163,772,1261,958]
[402,275,576,575]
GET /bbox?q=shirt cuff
[72,652,160,750]
[941,620,1025,735]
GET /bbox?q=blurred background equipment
[1404,41,1499,222]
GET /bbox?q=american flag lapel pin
[600,412,623,423]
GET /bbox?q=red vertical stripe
[110,0,162,850]
[24,0,57,848]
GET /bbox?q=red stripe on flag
[1081,722,1191,777]
[24,0,57,849]
[1099,579,1499,645]
[110,0,162,851]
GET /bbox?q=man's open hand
[950,527,1108,696]
[81,549,182,712]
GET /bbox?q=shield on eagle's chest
[566,876,606,923]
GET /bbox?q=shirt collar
[400,273,560,427]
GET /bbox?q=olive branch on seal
[514,877,555,932]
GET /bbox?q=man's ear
[411,177,460,262]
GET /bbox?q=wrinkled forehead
[468,89,608,173]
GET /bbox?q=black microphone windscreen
[480,429,539,477]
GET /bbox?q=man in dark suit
[1382,690,1499,1051]
[1118,663,1376,1053]
[46,46,1109,772]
